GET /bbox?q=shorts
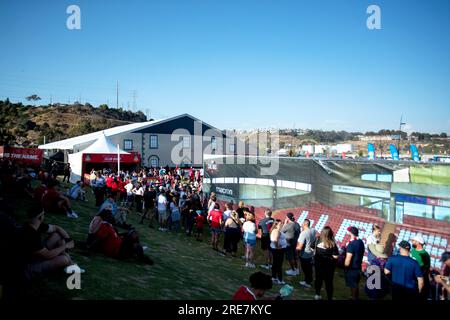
[211,227,222,234]
[345,269,361,288]
[159,210,168,221]
[261,234,271,250]
[244,238,257,247]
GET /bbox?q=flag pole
[117,144,120,174]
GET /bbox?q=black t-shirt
[236,207,248,220]
[17,223,49,264]
[144,190,157,207]
[258,217,274,235]
[346,239,365,270]
[315,240,339,263]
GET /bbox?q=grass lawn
[13,180,366,300]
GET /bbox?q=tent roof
[38,119,165,150]
[80,133,129,154]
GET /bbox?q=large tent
[68,133,140,183]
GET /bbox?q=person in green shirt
[411,234,431,300]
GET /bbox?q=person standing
[344,226,365,300]
[62,163,71,183]
[141,185,157,227]
[366,225,381,265]
[223,211,242,257]
[157,187,169,231]
[270,220,287,285]
[242,213,257,268]
[314,226,339,300]
[410,234,431,300]
[258,209,274,269]
[296,219,317,287]
[207,203,223,251]
[169,197,181,232]
[283,213,301,276]
[385,240,424,300]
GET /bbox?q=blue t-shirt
[347,239,365,270]
[385,255,423,290]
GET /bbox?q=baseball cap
[347,226,359,237]
[286,212,295,221]
[398,240,411,250]
[411,234,425,245]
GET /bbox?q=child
[195,211,205,241]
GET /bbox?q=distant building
[39,114,252,167]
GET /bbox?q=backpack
[293,222,301,240]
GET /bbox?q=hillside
[0,99,148,146]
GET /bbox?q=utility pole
[116,81,119,109]
[397,115,406,155]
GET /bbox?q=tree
[440,132,448,138]
[26,94,41,101]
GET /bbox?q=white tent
[68,133,129,183]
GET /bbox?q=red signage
[83,152,141,163]
[0,146,43,165]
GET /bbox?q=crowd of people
[1,158,449,301]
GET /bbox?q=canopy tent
[68,133,139,183]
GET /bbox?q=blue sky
[1,0,449,133]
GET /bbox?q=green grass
[14,180,363,300]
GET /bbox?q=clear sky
[1,0,449,133]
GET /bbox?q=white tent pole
[117,144,120,174]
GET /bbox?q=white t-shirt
[242,221,256,234]
[134,186,144,196]
[157,194,168,212]
[125,183,134,196]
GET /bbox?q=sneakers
[64,264,85,274]
[314,295,322,300]
[299,281,312,288]
[245,262,256,268]
[260,264,271,270]
[285,268,300,276]
[272,278,285,285]
[67,211,78,219]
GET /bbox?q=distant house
[39,113,250,167]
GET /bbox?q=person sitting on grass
[87,209,154,265]
[17,205,84,281]
[68,181,87,201]
[233,271,273,300]
[42,180,78,219]
[99,192,132,230]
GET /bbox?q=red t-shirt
[106,177,113,188]
[233,286,257,300]
[42,189,62,211]
[209,209,223,228]
[196,215,206,228]
[96,223,122,258]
